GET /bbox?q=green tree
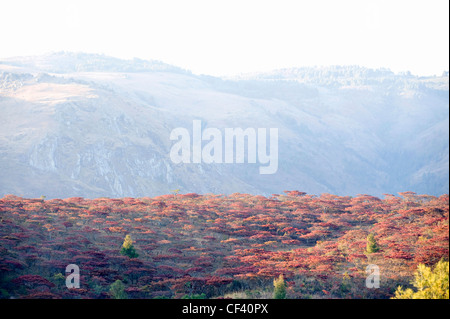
[340,272,351,294]
[182,293,206,299]
[109,279,128,299]
[120,234,139,258]
[51,273,65,287]
[366,233,380,254]
[273,274,287,299]
[392,259,449,299]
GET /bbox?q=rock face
[0,52,448,198]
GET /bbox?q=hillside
[1,52,448,198]
[0,192,447,299]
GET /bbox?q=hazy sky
[1,0,448,76]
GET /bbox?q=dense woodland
[0,191,448,299]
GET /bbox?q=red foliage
[0,190,447,299]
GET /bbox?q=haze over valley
[0,52,448,199]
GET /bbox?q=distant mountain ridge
[0,53,448,198]
[0,51,190,74]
